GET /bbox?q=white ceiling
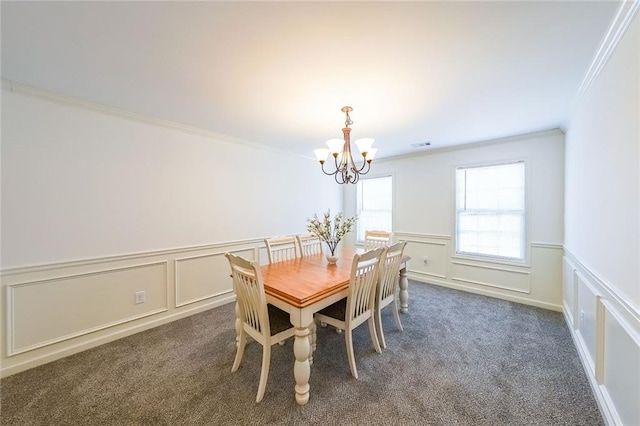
[1,1,621,159]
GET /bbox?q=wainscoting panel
[7,262,168,355]
[396,233,449,280]
[451,261,530,294]
[1,239,263,377]
[528,244,563,306]
[396,232,562,311]
[575,272,600,375]
[563,250,640,426]
[601,300,640,426]
[562,257,578,326]
[174,248,254,307]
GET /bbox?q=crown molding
[1,79,311,161]
[572,0,640,110]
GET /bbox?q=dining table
[260,246,410,405]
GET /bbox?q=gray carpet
[1,281,602,425]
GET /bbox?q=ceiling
[1,1,621,159]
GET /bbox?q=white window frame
[356,175,393,243]
[454,160,527,263]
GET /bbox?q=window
[455,161,525,260]
[356,176,392,242]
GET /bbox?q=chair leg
[375,305,386,350]
[232,332,246,372]
[368,316,382,354]
[392,299,404,331]
[256,343,271,403]
[345,330,358,379]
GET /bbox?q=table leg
[294,327,311,405]
[399,266,409,313]
[308,319,316,365]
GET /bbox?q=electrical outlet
[580,309,585,324]
[134,291,146,305]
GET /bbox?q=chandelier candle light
[314,106,377,184]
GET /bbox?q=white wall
[344,129,565,311]
[0,83,341,376]
[565,21,639,308]
[1,84,339,268]
[563,6,640,426]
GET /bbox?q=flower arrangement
[306,210,357,256]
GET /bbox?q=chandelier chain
[344,111,353,128]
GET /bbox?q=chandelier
[313,106,377,184]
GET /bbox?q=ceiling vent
[410,142,432,149]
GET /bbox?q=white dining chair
[363,230,392,250]
[315,247,385,379]
[295,233,323,257]
[225,252,295,403]
[264,236,299,264]
[374,240,407,349]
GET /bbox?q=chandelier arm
[320,161,339,177]
[337,150,347,170]
[348,150,359,170]
[353,156,369,173]
[358,160,372,175]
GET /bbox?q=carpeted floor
[1,281,602,425]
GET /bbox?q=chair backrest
[364,230,393,250]
[225,253,270,341]
[264,236,299,264]
[296,233,323,257]
[346,247,386,324]
[377,241,407,303]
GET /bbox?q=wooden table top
[261,246,360,308]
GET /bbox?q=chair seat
[267,304,293,335]
[317,299,347,321]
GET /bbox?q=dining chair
[264,236,299,264]
[374,240,407,349]
[225,252,295,403]
[315,247,385,379]
[295,233,323,257]
[363,230,392,250]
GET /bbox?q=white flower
[306,209,357,255]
